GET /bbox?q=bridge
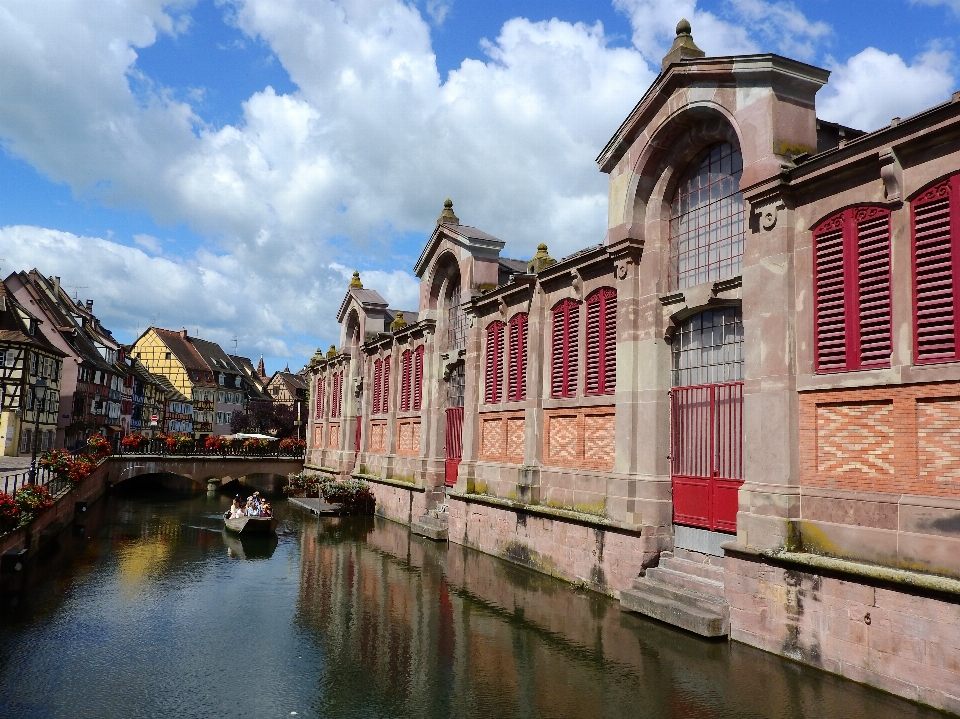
[108,455,304,494]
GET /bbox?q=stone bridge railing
[109,454,305,494]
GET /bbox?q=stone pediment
[413,221,505,279]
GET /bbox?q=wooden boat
[223,515,278,535]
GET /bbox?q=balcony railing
[116,439,305,459]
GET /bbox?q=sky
[1,0,959,374]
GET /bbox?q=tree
[230,401,296,438]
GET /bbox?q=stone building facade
[304,24,960,712]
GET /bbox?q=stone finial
[310,347,324,365]
[349,270,363,289]
[437,198,460,225]
[527,243,556,274]
[390,311,409,332]
[326,344,337,358]
[661,18,705,71]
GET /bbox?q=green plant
[86,434,111,458]
[316,476,374,514]
[15,484,53,525]
[0,492,19,533]
[39,449,72,476]
[284,471,319,496]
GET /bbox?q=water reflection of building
[296,518,936,719]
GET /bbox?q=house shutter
[382,360,390,413]
[331,372,340,418]
[584,288,616,395]
[413,345,424,411]
[508,313,528,402]
[400,350,412,412]
[551,299,579,398]
[485,321,505,404]
[373,359,382,415]
[913,178,960,363]
[315,376,324,419]
[813,207,891,372]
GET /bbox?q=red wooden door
[671,382,743,532]
[445,407,463,487]
[354,415,362,460]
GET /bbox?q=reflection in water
[0,495,947,719]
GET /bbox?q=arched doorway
[443,271,465,487]
[670,307,743,532]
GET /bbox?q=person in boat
[261,502,272,517]
[224,498,244,520]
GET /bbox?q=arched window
[585,288,616,395]
[551,298,579,398]
[912,175,960,363]
[669,142,744,290]
[507,313,528,402]
[485,321,505,404]
[447,275,467,350]
[813,207,892,372]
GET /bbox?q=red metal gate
[670,382,743,532]
[354,415,362,461]
[445,406,463,487]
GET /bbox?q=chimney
[86,299,93,312]
[180,328,188,339]
[52,276,61,296]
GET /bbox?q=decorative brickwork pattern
[313,425,323,448]
[816,403,894,477]
[544,408,615,471]
[327,422,340,450]
[398,419,420,456]
[800,381,960,497]
[917,398,960,491]
[478,411,524,463]
[369,421,387,453]
[506,417,525,464]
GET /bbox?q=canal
[0,492,950,719]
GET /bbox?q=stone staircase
[619,548,729,637]
[411,504,449,541]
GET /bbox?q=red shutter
[913,178,960,363]
[317,377,325,419]
[814,207,892,372]
[551,299,579,398]
[508,313,528,402]
[485,321,504,404]
[372,359,382,415]
[413,345,424,411]
[331,372,340,418]
[380,357,390,414]
[585,288,617,395]
[856,208,892,367]
[603,288,617,394]
[400,350,412,412]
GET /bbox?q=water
[0,493,950,719]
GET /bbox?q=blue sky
[2,0,958,373]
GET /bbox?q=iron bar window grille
[671,307,744,388]
[669,142,745,290]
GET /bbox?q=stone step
[645,565,725,599]
[630,572,727,609]
[620,579,729,637]
[660,555,726,582]
[672,546,725,567]
[411,514,448,541]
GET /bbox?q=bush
[317,476,374,514]
[68,454,97,484]
[284,471,319,497]
[205,435,233,452]
[15,484,53,525]
[121,433,149,449]
[162,433,194,452]
[243,438,270,453]
[39,449,72,477]
[87,434,111,458]
[279,438,305,452]
[0,492,19,533]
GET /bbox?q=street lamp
[28,378,48,484]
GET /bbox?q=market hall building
[304,22,960,712]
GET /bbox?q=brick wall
[543,408,615,471]
[479,411,524,463]
[397,419,420,456]
[327,422,340,450]
[800,382,960,497]
[369,421,387,453]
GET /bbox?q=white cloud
[0,0,955,367]
[133,233,163,253]
[818,48,955,131]
[911,0,960,14]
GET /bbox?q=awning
[106,425,123,431]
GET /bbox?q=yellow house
[132,327,217,437]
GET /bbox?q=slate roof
[151,327,217,385]
[0,280,66,356]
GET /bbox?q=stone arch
[342,308,361,352]
[426,250,461,312]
